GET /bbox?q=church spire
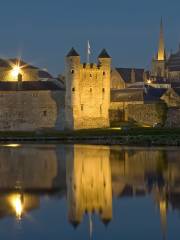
[157,17,165,61]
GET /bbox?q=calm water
[0,144,180,240]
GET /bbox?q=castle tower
[151,19,166,78]
[65,48,81,129]
[65,48,111,130]
[98,49,111,127]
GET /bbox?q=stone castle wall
[0,90,65,131]
[127,103,167,126]
[109,101,144,126]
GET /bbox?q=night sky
[0,0,180,75]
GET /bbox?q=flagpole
[87,40,90,63]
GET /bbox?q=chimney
[17,73,23,90]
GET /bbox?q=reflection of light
[3,144,21,148]
[11,65,21,78]
[147,79,151,84]
[110,127,122,130]
[10,194,23,220]
[160,200,166,212]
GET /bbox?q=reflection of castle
[1,144,180,240]
[66,145,112,227]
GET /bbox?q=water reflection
[66,145,112,227]
[0,144,180,239]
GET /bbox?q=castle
[65,48,111,129]
[0,19,179,131]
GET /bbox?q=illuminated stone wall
[0,90,65,131]
[66,145,112,225]
[65,54,111,130]
[109,101,144,125]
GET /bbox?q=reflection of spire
[158,17,165,61]
[159,199,167,240]
[89,213,93,240]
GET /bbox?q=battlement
[81,63,101,70]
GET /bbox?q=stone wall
[127,103,167,126]
[109,101,143,126]
[165,107,180,128]
[0,90,65,131]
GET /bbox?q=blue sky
[0,0,180,75]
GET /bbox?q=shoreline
[0,128,180,146]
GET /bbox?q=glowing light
[147,79,151,84]
[11,65,21,78]
[110,127,122,130]
[9,194,23,220]
[3,144,21,148]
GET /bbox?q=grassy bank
[0,128,180,146]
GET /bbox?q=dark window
[90,74,92,77]
[103,71,106,76]
[43,111,47,117]
[81,104,84,111]
[72,88,75,92]
[102,88,105,92]
[71,69,74,74]
[90,88,92,92]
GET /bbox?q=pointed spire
[66,47,80,57]
[98,49,111,58]
[157,17,165,61]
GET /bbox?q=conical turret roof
[98,49,111,58]
[66,48,80,57]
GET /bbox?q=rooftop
[115,68,144,83]
[98,49,111,58]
